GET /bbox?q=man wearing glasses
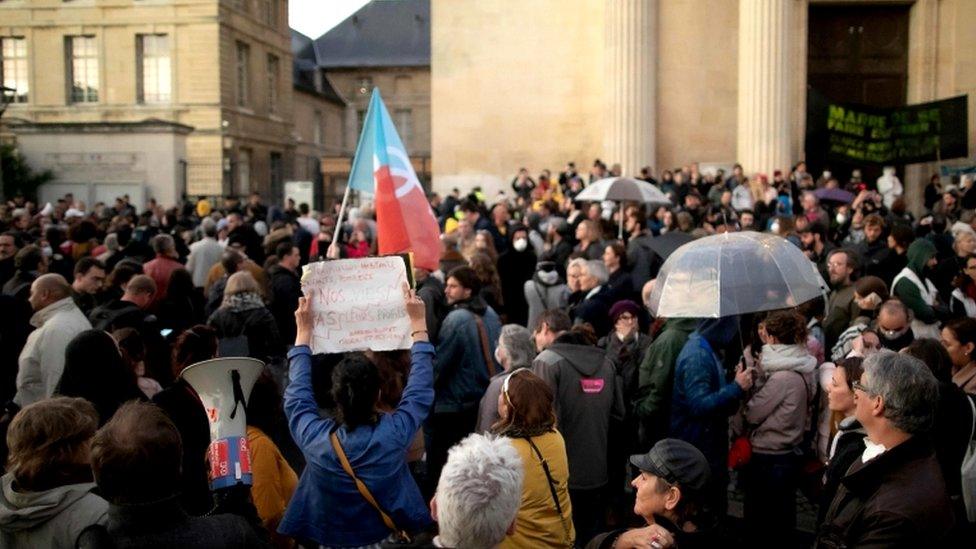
[817,352,954,547]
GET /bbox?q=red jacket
[143,255,183,308]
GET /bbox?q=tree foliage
[1,144,54,201]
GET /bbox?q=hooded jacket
[892,239,939,325]
[433,296,502,414]
[0,474,108,548]
[633,317,698,445]
[524,271,569,330]
[669,318,744,471]
[532,337,624,490]
[736,344,817,454]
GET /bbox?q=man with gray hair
[817,351,954,547]
[572,259,616,337]
[476,324,537,432]
[186,217,224,289]
[15,274,91,406]
[143,233,183,308]
[431,433,523,548]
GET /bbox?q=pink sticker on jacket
[580,379,605,394]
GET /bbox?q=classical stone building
[312,0,431,201]
[431,0,976,208]
[0,0,308,205]
[291,29,346,209]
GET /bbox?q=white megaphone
[180,357,264,490]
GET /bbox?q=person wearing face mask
[831,276,890,361]
[524,261,569,331]
[892,239,944,339]
[873,299,915,352]
[498,228,537,327]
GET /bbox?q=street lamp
[0,85,16,203]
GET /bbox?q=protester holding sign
[279,291,434,547]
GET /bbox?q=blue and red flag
[348,90,440,271]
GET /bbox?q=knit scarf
[223,291,265,312]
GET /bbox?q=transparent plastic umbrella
[647,231,828,318]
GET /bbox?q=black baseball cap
[629,439,710,492]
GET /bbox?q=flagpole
[328,183,352,259]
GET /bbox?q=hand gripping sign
[301,256,413,354]
[180,357,264,490]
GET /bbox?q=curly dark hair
[762,310,808,345]
[331,353,380,430]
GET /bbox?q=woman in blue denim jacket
[278,292,435,547]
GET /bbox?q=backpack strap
[330,430,411,543]
[474,315,497,378]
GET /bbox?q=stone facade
[431,0,976,209]
[320,67,432,203]
[0,0,297,199]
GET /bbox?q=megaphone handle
[229,370,245,420]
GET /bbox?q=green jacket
[892,240,938,324]
[633,318,698,443]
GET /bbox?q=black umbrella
[647,232,694,260]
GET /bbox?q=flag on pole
[348,90,440,271]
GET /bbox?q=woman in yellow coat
[246,374,299,548]
[493,368,575,548]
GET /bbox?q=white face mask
[513,238,528,252]
[537,270,558,285]
[836,213,847,225]
[494,345,504,365]
[770,221,781,234]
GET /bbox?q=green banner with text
[806,90,969,166]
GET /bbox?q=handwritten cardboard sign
[301,257,411,353]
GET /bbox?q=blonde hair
[223,271,261,302]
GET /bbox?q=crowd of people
[0,157,975,548]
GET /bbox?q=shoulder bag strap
[534,281,550,312]
[330,431,411,542]
[968,394,976,443]
[474,315,497,378]
[524,436,573,546]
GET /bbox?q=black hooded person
[497,227,537,326]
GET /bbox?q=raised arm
[390,290,436,447]
[283,296,334,451]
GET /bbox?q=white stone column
[604,0,656,178]
[737,0,793,176]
